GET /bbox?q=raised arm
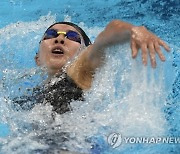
[88,20,170,68]
[68,20,170,89]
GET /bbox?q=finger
[155,42,166,61]
[141,43,148,66]
[148,42,156,68]
[131,40,139,58]
[158,39,170,52]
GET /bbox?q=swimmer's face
[35,24,82,76]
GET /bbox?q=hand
[130,26,170,68]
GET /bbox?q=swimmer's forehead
[49,24,80,34]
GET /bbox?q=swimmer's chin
[40,65,62,75]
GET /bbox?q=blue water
[0,0,179,153]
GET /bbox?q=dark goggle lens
[43,29,81,44]
[66,31,81,44]
[44,29,58,40]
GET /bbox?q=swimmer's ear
[35,53,41,66]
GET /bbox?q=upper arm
[67,45,96,90]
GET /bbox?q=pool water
[0,0,179,153]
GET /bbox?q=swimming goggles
[42,29,81,44]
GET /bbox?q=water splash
[0,15,179,154]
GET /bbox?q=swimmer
[15,20,170,114]
[12,20,170,153]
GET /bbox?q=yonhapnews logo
[107,133,180,148]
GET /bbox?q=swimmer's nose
[54,35,65,44]
[54,39,65,44]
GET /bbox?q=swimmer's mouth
[52,49,64,55]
